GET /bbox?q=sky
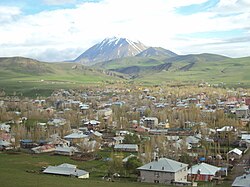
[0,0,250,62]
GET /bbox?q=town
[0,83,250,187]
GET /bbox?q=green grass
[0,60,121,97]
[94,56,165,69]
[0,152,231,187]
[1,56,250,97]
[137,56,250,87]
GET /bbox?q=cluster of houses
[1,86,250,186]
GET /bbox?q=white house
[0,123,11,133]
[236,106,249,118]
[228,148,243,160]
[48,118,67,127]
[64,131,89,144]
[114,144,138,152]
[0,140,12,150]
[43,163,89,179]
[54,146,79,156]
[113,136,124,144]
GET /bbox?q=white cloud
[0,0,250,61]
[42,0,76,5]
[0,6,21,23]
[215,0,250,13]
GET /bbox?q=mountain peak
[136,47,177,58]
[74,37,148,65]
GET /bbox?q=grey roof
[58,163,77,168]
[228,148,243,156]
[84,120,100,125]
[188,163,220,175]
[55,146,79,153]
[137,158,188,173]
[241,134,250,140]
[0,140,11,147]
[113,136,124,141]
[186,136,200,144]
[43,164,88,177]
[114,144,138,150]
[64,132,89,139]
[232,174,250,187]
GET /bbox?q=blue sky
[0,0,249,61]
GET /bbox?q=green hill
[93,53,250,87]
[0,57,122,97]
[138,56,250,86]
[1,54,250,97]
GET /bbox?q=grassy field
[0,152,231,187]
[1,56,250,97]
[0,60,121,97]
[138,56,250,87]
[94,56,166,69]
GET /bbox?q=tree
[125,157,142,175]
[108,152,124,177]
[123,133,140,144]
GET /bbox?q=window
[154,180,159,183]
[154,172,159,178]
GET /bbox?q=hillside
[92,53,250,87]
[0,57,53,75]
[138,56,250,86]
[136,47,177,58]
[0,57,122,97]
[97,53,229,74]
[1,54,250,97]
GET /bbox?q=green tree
[123,133,140,144]
[125,157,142,175]
[108,152,124,177]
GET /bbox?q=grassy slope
[0,58,120,97]
[0,152,230,187]
[1,55,250,96]
[94,56,166,69]
[137,56,250,86]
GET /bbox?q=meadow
[1,56,250,97]
[0,152,231,187]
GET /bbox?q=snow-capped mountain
[74,37,148,65]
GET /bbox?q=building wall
[139,169,187,184]
[140,170,174,184]
[228,152,242,160]
[236,109,249,118]
[188,174,213,181]
[174,167,188,182]
[78,173,89,179]
[114,147,138,152]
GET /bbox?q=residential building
[227,148,243,160]
[232,174,250,187]
[188,163,221,181]
[137,157,189,185]
[114,144,138,152]
[43,163,89,179]
[142,117,158,128]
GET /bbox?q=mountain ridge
[74,37,148,65]
[136,47,178,58]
